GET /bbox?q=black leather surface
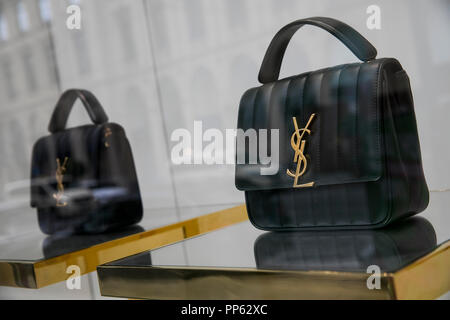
[254,216,436,272]
[236,17,429,230]
[245,179,390,229]
[258,17,377,84]
[236,60,384,191]
[31,90,142,235]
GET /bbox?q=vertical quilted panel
[246,176,389,229]
[236,60,383,191]
[319,69,340,175]
[337,65,360,177]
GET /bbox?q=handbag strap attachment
[48,89,109,133]
[258,17,378,84]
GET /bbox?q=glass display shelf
[97,192,450,300]
[0,204,247,289]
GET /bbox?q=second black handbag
[30,89,143,235]
[235,17,429,230]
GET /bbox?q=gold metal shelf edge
[0,204,248,289]
[0,261,37,289]
[98,265,395,300]
[97,242,450,300]
[392,240,449,300]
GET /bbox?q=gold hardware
[53,157,69,207]
[104,127,112,148]
[287,114,316,188]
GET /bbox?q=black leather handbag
[235,17,429,230]
[30,89,143,235]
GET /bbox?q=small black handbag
[235,17,429,230]
[30,89,142,235]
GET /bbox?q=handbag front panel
[30,124,103,210]
[245,178,389,229]
[236,59,388,191]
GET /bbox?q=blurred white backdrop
[0,0,449,211]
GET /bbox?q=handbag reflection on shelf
[254,217,437,272]
[30,89,142,235]
[235,17,429,230]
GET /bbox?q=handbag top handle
[48,89,109,133]
[258,17,378,84]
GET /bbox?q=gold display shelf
[97,238,449,300]
[0,205,248,289]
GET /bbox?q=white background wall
[0,0,449,213]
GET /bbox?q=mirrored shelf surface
[98,191,450,300]
[0,204,247,289]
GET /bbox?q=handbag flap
[236,60,384,191]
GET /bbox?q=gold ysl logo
[104,127,112,148]
[53,157,69,207]
[287,114,316,188]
